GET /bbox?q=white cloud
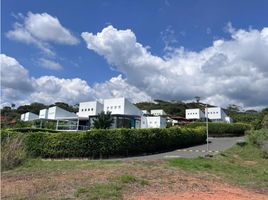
[1,54,151,106]
[38,58,63,70]
[6,12,79,56]
[82,25,268,109]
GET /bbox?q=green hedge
[8,128,59,133]
[184,122,251,137]
[25,127,206,158]
[246,129,268,147]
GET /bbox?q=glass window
[107,107,109,110]
[111,106,113,109]
[114,106,117,109]
[91,108,93,111]
[118,105,121,109]
[81,109,84,111]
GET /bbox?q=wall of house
[21,114,25,121]
[141,116,166,128]
[24,112,39,121]
[39,109,48,119]
[48,106,77,120]
[104,98,125,115]
[151,109,166,116]
[186,109,204,119]
[77,101,103,117]
[206,107,222,120]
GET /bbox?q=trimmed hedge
[25,127,206,158]
[184,122,251,137]
[8,128,59,133]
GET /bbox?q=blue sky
[1,0,268,109]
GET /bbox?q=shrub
[184,122,251,137]
[25,127,206,158]
[246,129,268,147]
[1,131,27,171]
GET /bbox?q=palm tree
[92,111,114,129]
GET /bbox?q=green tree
[93,111,114,129]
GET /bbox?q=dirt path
[132,183,268,200]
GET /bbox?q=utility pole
[206,104,209,153]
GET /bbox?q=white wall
[104,98,142,116]
[47,106,77,120]
[150,109,166,116]
[20,114,25,121]
[24,112,39,121]
[77,101,103,117]
[141,116,166,128]
[185,109,205,119]
[39,109,48,119]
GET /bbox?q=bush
[184,122,251,137]
[7,128,59,133]
[246,129,268,157]
[25,127,206,158]
[1,131,27,171]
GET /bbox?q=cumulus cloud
[82,25,268,108]
[38,58,63,70]
[6,12,79,56]
[1,54,151,106]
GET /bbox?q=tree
[92,111,114,129]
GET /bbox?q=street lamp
[205,104,209,153]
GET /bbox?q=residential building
[185,108,205,120]
[77,101,104,118]
[21,112,39,121]
[150,109,167,116]
[47,106,77,120]
[141,116,167,128]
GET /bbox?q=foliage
[25,127,206,158]
[184,122,251,136]
[1,131,27,171]
[93,111,114,129]
[246,129,268,147]
[169,142,268,189]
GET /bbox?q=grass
[2,139,268,199]
[169,143,268,189]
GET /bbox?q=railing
[56,125,89,131]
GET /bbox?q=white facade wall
[150,109,167,116]
[104,98,142,116]
[47,106,77,120]
[142,110,149,115]
[20,114,25,121]
[141,116,167,128]
[24,112,39,121]
[39,109,48,119]
[185,109,205,119]
[77,101,103,117]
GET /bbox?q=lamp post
[205,104,209,153]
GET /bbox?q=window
[91,108,93,111]
[107,107,109,110]
[111,106,113,109]
[82,109,84,111]
[114,106,117,109]
[118,105,121,109]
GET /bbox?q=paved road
[111,136,245,161]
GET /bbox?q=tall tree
[93,111,114,129]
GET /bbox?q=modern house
[185,107,232,123]
[141,116,167,128]
[150,109,167,116]
[21,112,39,121]
[185,108,205,120]
[20,97,168,130]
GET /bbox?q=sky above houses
[1,0,268,110]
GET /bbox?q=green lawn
[169,143,268,189]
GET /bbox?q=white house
[77,101,104,118]
[142,110,150,115]
[21,112,39,121]
[206,107,232,123]
[185,109,205,120]
[141,116,167,128]
[39,108,48,119]
[47,106,77,120]
[185,107,232,123]
[150,109,167,116]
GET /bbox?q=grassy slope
[169,143,268,189]
[2,143,268,199]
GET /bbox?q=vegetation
[25,127,205,158]
[184,122,251,136]
[93,111,114,129]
